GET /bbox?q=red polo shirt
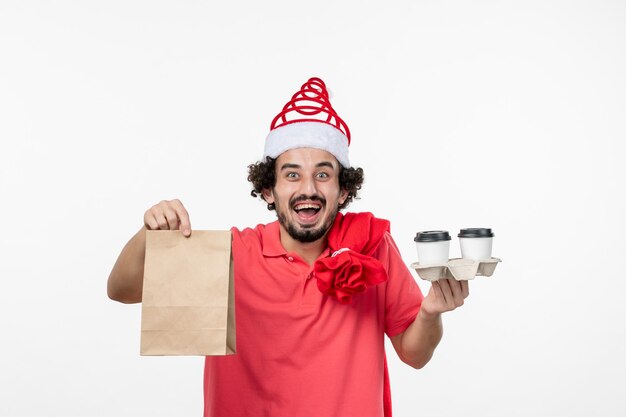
[203,221,423,417]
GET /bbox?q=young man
[107,77,469,417]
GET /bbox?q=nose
[299,175,318,197]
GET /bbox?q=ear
[339,188,349,206]
[262,188,275,204]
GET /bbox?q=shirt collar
[261,221,287,257]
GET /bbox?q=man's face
[264,148,348,243]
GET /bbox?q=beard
[274,193,339,243]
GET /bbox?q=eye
[286,172,299,179]
[316,171,330,179]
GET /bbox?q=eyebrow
[279,163,301,171]
[315,161,335,169]
[279,161,336,171]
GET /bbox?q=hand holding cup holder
[412,228,501,281]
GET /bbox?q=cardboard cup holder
[410,257,501,281]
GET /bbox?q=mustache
[290,195,326,207]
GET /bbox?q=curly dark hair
[247,157,364,210]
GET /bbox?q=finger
[170,199,192,236]
[448,279,465,307]
[143,211,160,230]
[431,281,444,302]
[158,214,170,230]
[150,208,170,230]
[163,208,180,230]
[461,280,469,299]
[429,281,446,313]
[438,279,455,309]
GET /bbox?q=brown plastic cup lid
[414,231,451,242]
[458,228,494,238]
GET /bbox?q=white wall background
[1,1,624,416]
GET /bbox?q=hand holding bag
[140,230,236,356]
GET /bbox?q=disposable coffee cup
[414,231,451,265]
[458,228,494,261]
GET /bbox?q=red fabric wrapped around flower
[313,212,390,304]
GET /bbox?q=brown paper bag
[140,230,236,356]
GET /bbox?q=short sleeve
[374,232,424,337]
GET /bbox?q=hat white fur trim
[263,121,350,168]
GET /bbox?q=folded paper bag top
[140,230,236,356]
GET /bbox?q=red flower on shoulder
[313,249,387,304]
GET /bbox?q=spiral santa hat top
[263,77,351,167]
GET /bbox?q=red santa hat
[263,77,351,167]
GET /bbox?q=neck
[278,224,328,265]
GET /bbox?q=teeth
[294,203,321,211]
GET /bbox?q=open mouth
[293,202,322,222]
